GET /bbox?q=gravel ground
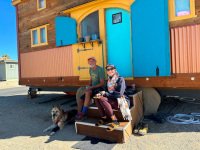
[0,87,200,150]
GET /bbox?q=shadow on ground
[0,92,84,143]
[145,97,200,134]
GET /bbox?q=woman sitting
[94,64,130,131]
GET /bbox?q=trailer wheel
[28,88,38,99]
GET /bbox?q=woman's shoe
[106,121,120,132]
[95,117,109,126]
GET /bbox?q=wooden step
[75,91,144,143]
[75,118,132,143]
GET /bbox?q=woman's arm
[106,77,126,99]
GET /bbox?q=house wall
[0,64,6,80]
[16,0,134,81]
[13,0,200,88]
[17,0,95,53]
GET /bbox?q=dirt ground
[0,80,20,89]
[0,86,200,150]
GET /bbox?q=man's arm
[90,79,104,90]
[89,77,92,86]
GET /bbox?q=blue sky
[0,1,17,61]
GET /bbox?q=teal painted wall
[106,8,133,77]
[131,0,171,77]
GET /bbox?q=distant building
[0,59,18,81]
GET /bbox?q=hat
[88,56,96,61]
[105,64,116,69]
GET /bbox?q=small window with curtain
[80,11,100,41]
[37,0,46,11]
[31,25,48,47]
[175,0,190,16]
[169,0,196,21]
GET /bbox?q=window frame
[31,24,48,47]
[9,64,15,69]
[79,11,100,39]
[37,0,46,11]
[169,0,196,21]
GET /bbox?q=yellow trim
[12,0,22,6]
[37,0,46,11]
[169,0,196,21]
[30,24,48,47]
[99,8,107,68]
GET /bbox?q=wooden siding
[20,46,74,78]
[17,0,95,53]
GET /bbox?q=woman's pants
[95,97,118,118]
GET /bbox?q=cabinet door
[131,0,171,77]
[55,16,77,47]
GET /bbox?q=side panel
[106,8,133,78]
[131,0,171,77]
[20,46,74,78]
[171,24,200,73]
[55,16,77,47]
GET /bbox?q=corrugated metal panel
[20,46,74,78]
[171,24,200,73]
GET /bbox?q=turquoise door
[106,8,132,78]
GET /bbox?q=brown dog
[43,105,77,136]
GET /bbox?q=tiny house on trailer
[12,0,200,95]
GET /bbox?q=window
[37,0,46,11]
[169,0,196,21]
[112,12,122,24]
[31,25,48,47]
[9,64,15,69]
[80,11,100,40]
[175,0,190,17]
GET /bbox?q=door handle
[77,48,93,53]
[78,66,89,71]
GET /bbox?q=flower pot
[85,36,91,42]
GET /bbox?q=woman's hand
[93,93,103,99]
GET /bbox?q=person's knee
[99,97,108,103]
[85,90,92,95]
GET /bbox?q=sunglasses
[106,68,114,71]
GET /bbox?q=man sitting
[76,57,105,120]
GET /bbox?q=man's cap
[88,56,96,61]
[105,64,116,69]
